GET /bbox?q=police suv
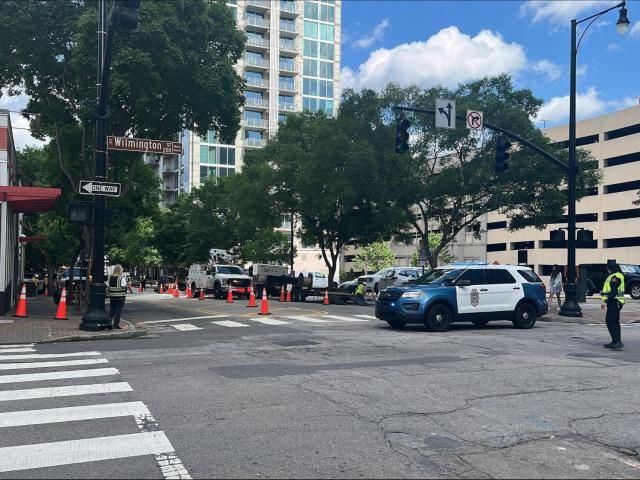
[375,264,548,332]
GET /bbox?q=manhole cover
[273,340,320,347]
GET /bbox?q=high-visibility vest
[601,272,625,305]
[108,275,127,298]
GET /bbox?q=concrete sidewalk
[0,294,147,345]
[541,296,640,324]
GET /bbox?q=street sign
[107,136,183,155]
[435,99,456,129]
[466,110,483,130]
[79,180,121,197]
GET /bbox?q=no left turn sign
[466,110,483,130]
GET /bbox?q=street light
[561,1,630,318]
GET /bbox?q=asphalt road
[2,293,640,478]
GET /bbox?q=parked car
[337,279,358,293]
[357,266,418,294]
[579,263,640,299]
[376,267,423,290]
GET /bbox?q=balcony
[244,56,270,70]
[243,118,269,129]
[279,81,296,93]
[246,0,270,10]
[279,39,297,53]
[279,61,297,74]
[280,1,298,16]
[244,77,269,89]
[278,103,295,112]
[245,16,269,30]
[279,21,298,35]
[244,98,269,109]
[245,137,267,148]
[246,36,269,50]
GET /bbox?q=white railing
[279,61,296,73]
[243,118,269,128]
[279,21,296,33]
[246,17,268,28]
[279,81,295,92]
[278,103,295,112]
[279,39,296,51]
[245,57,269,68]
[246,36,269,48]
[245,77,269,88]
[245,98,269,108]
[280,2,297,14]
[247,0,270,8]
[245,138,267,148]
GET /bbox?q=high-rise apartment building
[178,0,342,194]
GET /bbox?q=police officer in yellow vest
[108,264,127,330]
[601,260,625,350]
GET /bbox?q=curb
[38,320,148,344]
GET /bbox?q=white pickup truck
[187,263,252,299]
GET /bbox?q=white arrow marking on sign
[82,182,94,193]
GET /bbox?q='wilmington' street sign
[107,136,183,155]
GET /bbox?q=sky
[2,0,639,150]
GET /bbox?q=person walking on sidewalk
[548,265,563,309]
[601,261,625,350]
[107,264,127,330]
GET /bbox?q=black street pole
[290,209,294,274]
[559,19,581,317]
[80,0,114,330]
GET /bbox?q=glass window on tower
[245,130,263,140]
[303,59,318,76]
[319,42,334,60]
[278,114,287,124]
[304,39,318,58]
[279,76,294,90]
[245,91,263,102]
[304,1,319,19]
[304,20,318,39]
[319,23,334,42]
[320,3,334,22]
[319,61,333,79]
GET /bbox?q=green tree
[367,75,600,269]
[242,230,292,265]
[108,217,161,272]
[353,242,395,274]
[410,233,453,267]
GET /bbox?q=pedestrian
[141,276,146,292]
[601,260,625,350]
[107,264,127,330]
[548,264,563,309]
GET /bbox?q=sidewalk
[540,296,640,324]
[0,294,147,345]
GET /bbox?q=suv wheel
[214,284,223,299]
[386,319,406,329]
[424,304,453,332]
[629,283,640,300]
[471,319,489,327]
[513,303,537,329]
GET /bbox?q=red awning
[19,235,47,243]
[0,186,61,213]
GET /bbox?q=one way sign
[79,180,121,197]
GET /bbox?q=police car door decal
[470,288,480,307]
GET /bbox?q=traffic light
[549,229,565,243]
[118,0,141,30]
[395,118,410,154]
[495,138,511,174]
[576,229,594,243]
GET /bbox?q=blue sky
[341,0,640,127]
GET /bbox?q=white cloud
[342,27,529,91]
[631,22,640,36]
[530,59,562,81]
[577,65,589,76]
[534,87,638,125]
[0,92,45,150]
[352,18,390,49]
[520,1,618,26]
[606,42,621,50]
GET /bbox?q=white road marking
[0,320,14,324]
[0,344,34,348]
[250,318,289,325]
[322,315,370,322]
[0,351,102,361]
[285,315,332,323]
[0,348,36,354]
[0,358,109,371]
[171,324,203,332]
[0,367,118,384]
[144,315,227,324]
[0,431,175,473]
[0,401,150,428]
[354,314,377,319]
[212,320,249,328]
[0,382,132,402]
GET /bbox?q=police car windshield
[414,268,461,285]
[217,266,244,275]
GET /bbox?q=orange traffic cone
[173,287,179,298]
[279,285,286,302]
[199,288,205,301]
[159,284,164,294]
[168,284,174,295]
[323,289,330,305]
[247,286,257,308]
[54,288,68,320]
[227,286,234,303]
[138,285,143,293]
[286,288,292,302]
[258,288,271,315]
[186,286,192,299]
[13,284,28,318]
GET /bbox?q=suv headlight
[401,291,424,299]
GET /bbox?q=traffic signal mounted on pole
[118,0,141,30]
[395,118,411,154]
[495,137,511,174]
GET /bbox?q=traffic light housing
[495,138,511,174]
[118,0,141,30]
[576,229,594,244]
[550,229,565,243]
[395,118,410,154]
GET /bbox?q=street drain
[273,339,320,347]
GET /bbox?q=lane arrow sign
[435,99,456,129]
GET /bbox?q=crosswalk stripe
[0,358,109,371]
[212,320,249,328]
[0,344,34,349]
[0,382,132,402]
[0,401,150,428]
[144,315,228,324]
[250,318,289,325]
[0,367,119,384]
[0,431,175,473]
[0,348,36,354]
[171,324,203,331]
[285,315,331,323]
[322,315,370,322]
[0,351,102,361]
[354,314,377,319]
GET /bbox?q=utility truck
[187,249,252,299]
